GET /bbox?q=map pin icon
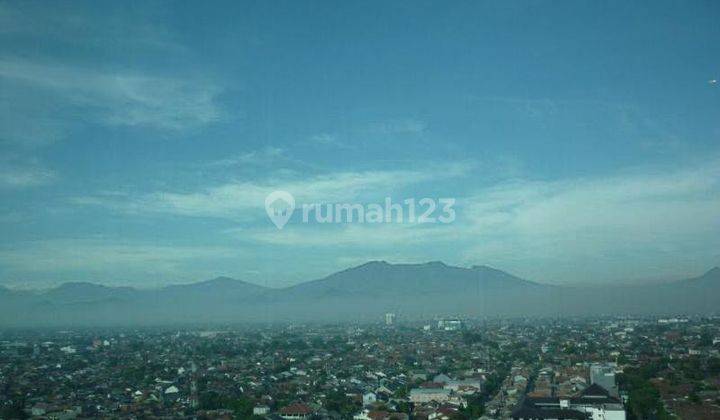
[265,190,295,230]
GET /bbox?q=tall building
[437,318,463,331]
[590,363,619,397]
[385,312,396,325]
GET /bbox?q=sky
[0,0,719,289]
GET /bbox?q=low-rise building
[512,384,626,420]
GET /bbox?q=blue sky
[1,0,719,288]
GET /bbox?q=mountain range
[1,261,718,326]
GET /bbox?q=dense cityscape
[2,316,720,419]
[2,1,719,420]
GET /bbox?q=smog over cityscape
[1,1,720,419]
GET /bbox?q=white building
[253,405,270,415]
[512,384,625,420]
[363,392,377,406]
[437,318,463,331]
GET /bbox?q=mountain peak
[690,266,720,280]
[677,266,720,287]
[53,282,110,291]
[362,260,389,266]
[348,260,390,271]
[471,264,507,274]
[204,276,240,285]
[424,261,447,267]
[704,266,720,276]
[169,276,266,291]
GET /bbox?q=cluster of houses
[1,316,719,419]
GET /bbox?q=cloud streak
[242,222,456,247]
[457,159,720,282]
[72,161,474,220]
[0,156,56,188]
[0,239,245,288]
[0,58,223,132]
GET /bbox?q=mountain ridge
[1,261,719,326]
[4,261,720,295]
[5,261,541,293]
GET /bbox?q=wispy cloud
[0,2,185,52]
[207,147,287,167]
[0,239,244,288]
[307,133,351,149]
[242,222,456,247]
[458,159,720,282]
[463,160,720,235]
[227,158,720,282]
[72,161,474,220]
[306,118,427,151]
[0,58,223,132]
[0,156,56,188]
[0,2,217,151]
[366,118,427,135]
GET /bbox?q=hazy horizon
[2,260,719,292]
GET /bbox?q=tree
[324,390,360,416]
[462,394,485,418]
[198,391,253,417]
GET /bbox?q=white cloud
[0,2,187,53]
[243,222,456,246]
[0,162,56,188]
[308,133,352,149]
[366,118,427,134]
[0,3,214,151]
[232,158,720,282]
[63,157,720,284]
[0,57,223,132]
[457,159,720,282]
[0,239,244,287]
[207,147,287,167]
[463,161,720,236]
[72,161,473,220]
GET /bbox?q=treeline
[618,360,672,420]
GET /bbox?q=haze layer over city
[1,1,719,419]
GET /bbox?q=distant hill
[160,276,268,300]
[281,261,540,299]
[678,266,720,288]
[0,262,718,326]
[44,282,139,304]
